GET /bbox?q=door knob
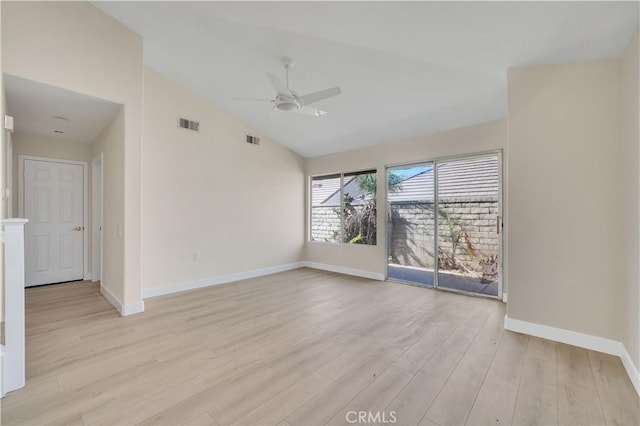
[74,226,82,231]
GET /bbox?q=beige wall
[304,119,507,279]
[141,68,305,292]
[621,30,639,371]
[92,110,125,302]
[507,59,625,342]
[1,1,143,306]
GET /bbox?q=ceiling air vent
[246,135,260,146]
[178,117,200,132]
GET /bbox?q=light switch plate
[4,115,14,132]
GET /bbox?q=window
[310,169,377,245]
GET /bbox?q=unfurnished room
[0,1,638,425]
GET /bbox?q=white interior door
[23,159,84,286]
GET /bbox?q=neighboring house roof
[389,156,499,202]
[311,176,354,206]
[312,156,498,206]
[322,176,373,206]
[312,174,374,207]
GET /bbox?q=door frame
[18,155,90,282]
[91,153,103,283]
[384,149,504,300]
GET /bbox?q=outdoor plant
[436,207,477,274]
[333,173,403,245]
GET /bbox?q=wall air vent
[178,117,200,132]
[246,135,260,145]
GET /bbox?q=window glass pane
[436,155,500,296]
[311,175,341,242]
[387,163,435,285]
[341,170,377,245]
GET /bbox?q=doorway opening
[5,74,120,289]
[386,152,503,298]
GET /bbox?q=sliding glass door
[386,152,502,298]
[386,162,436,286]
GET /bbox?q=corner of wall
[621,27,640,377]
[100,284,144,317]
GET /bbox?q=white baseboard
[303,261,385,281]
[505,315,639,396]
[142,260,385,300]
[100,284,144,317]
[122,301,145,316]
[99,284,120,312]
[620,346,640,397]
[143,262,305,299]
[84,272,91,281]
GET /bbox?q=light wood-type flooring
[2,268,638,425]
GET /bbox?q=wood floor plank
[385,337,465,425]
[182,412,218,426]
[486,331,528,386]
[557,343,597,391]
[588,350,640,425]
[286,345,404,425]
[1,269,636,426]
[93,377,210,426]
[392,320,458,373]
[139,363,277,425]
[233,372,334,426]
[327,365,414,425]
[45,410,85,426]
[512,356,559,426]
[466,373,518,426]
[558,380,605,426]
[422,302,501,425]
[424,349,489,425]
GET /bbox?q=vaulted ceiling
[94,1,639,157]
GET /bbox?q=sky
[390,165,432,180]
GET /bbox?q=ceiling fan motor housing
[275,96,300,111]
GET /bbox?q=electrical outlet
[192,252,200,262]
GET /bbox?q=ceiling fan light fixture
[276,102,298,112]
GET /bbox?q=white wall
[1,1,143,307]
[621,30,639,372]
[304,119,507,279]
[141,68,305,293]
[507,58,625,343]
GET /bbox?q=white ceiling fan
[235,58,341,117]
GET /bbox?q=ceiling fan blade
[294,106,328,117]
[299,87,341,106]
[266,72,291,96]
[230,97,273,102]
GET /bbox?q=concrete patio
[387,264,498,297]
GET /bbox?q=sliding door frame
[385,149,504,300]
